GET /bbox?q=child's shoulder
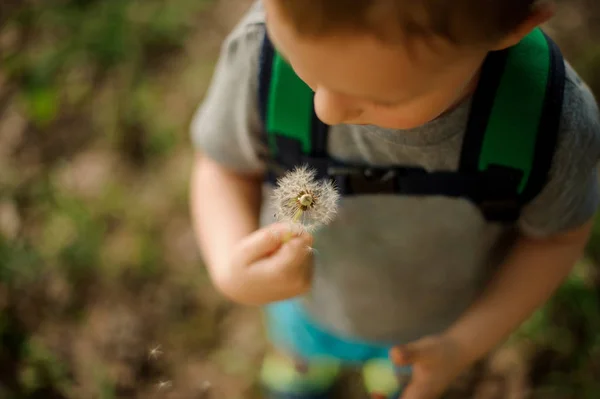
[189,1,267,174]
[221,1,266,49]
[552,61,600,178]
[518,61,600,237]
[561,62,600,138]
[210,1,266,86]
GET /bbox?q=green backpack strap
[257,34,328,180]
[257,27,566,222]
[459,27,566,208]
[265,52,314,154]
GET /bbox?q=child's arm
[187,12,269,289]
[391,75,600,399]
[390,220,594,399]
[190,153,315,304]
[189,153,263,286]
[447,76,600,361]
[446,218,593,367]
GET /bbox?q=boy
[190,0,600,398]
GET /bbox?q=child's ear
[491,1,555,51]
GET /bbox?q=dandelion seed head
[148,344,163,360]
[156,380,172,391]
[271,165,340,232]
[306,246,319,256]
[201,380,212,391]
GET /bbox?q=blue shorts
[264,298,410,371]
[262,299,412,398]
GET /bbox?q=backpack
[257,28,566,223]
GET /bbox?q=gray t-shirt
[191,2,600,343]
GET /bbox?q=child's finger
[237,223,310,265]
[396,372,435,399]
[398,381,435,399]
[390,346,415,365]
[267,233,313,274]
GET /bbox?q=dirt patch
[1,1,599,398]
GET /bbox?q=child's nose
[314,88,361,125]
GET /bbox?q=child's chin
[350,118,433,130]
[373,111,449,130]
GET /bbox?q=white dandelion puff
[200,380,212,391]
[148,344,163,360]
[271,165,340,236]
[306,246,317,254]
[156,380,172,391]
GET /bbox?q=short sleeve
[518,67,600,238]
[190,4,267,176]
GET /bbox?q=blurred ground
[0,1,600,398]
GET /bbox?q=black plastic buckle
[274,135,303,167]
[477,165,524,222]
[266,134,333,182]
[331,166,398,194]
[479,198,521,222]
[298,155,331,180]
[264,156,333,185]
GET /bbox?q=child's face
[264,0,493,130]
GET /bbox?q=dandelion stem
[282,209,303,243]
[293,209,303,223]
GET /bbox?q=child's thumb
[390,344,416,366]
[391,336,442,367]
[237,223,292,264]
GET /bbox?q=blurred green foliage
[511,260,600,397]
[2,0,209,125]
[0,0,216,397]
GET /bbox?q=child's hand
[217,223,314,305]
[389,333,469,399]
